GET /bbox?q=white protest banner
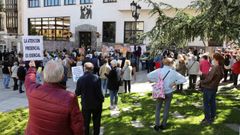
[23,36,44,61]
[72,66,84,82]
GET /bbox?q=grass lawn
[0,88,239,135]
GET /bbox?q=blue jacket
[147,66,187,94]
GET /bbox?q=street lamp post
[130,1,141,71]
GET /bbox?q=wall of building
[23,0,194,50]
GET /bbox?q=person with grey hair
[11,62,19,90]
[105,60,121,110]
[75,62,104,135]
[24,60,84,135]
[187,55,200,90]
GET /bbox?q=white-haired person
[75,62,104,135]
[24,60,84,135]
[147,58,187,131]
[105,60,121,110]
[122,60,133,93]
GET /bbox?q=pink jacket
[200,59,211,75]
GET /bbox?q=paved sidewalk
[0,70,152,112]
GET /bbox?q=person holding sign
[24,60,84,135]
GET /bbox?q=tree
[143,0,240,54]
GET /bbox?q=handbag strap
[162,70,171,80]
[188,61,196,71]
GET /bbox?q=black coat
[105,67,120,91]
[17,66,27,81]
[75,72,104,110]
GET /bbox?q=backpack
[152,70,170,99]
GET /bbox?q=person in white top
[122,60,133,93]
[187,55,200,89]
[11,62,19,90]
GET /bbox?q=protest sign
[72,66,84,82]
[23,36,44,61]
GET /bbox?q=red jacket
[232,61,240,74]
[24,68,84,135]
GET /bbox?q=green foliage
[0,87,239,135]
[142,0,240,54]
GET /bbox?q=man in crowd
[75,62,104,135]
[24,60,84,135]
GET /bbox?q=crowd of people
[0,46,240,134]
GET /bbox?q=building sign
[22,36,44,61]
[80,5,92,19]
[72,66,84,82]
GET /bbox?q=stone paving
[0,69,152,112]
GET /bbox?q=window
[103,0,117,3]
[44,0,61,7]
[28,0,40,8]
[5,0,18,34]
[80,0,92,4]
[64,0,76,5]
[124,21,144,44]
[28,17,70,41]
[102,22,116,43]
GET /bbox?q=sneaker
[153,125,160,131]
[20,91,25,94]
[110,106,115,110]
[159,125,167,130]
[5,87,10,89]
[200,119,211,125]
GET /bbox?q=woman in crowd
[99,58,111,96]
[2,59,11,89]
[187,55,200,90]
[176,55,187,92]
[148,58,187,131]
[200,53,224,125]
[17,62,26,93]
[11,62,19,90]
[223,54,231,82]
[231,54,240,88]
[122,60,133,93]
[199,55,211,80]
[105,60,121,110]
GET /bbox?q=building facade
[23,0,193,51]
[0,0,23,52]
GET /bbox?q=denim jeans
[109,90,118,106]
[203,88,216,122]
[19,80,24,93]
[232,73,239,86]
[3,74,10,88]
[155,93,173,127]
[101,79,108,96]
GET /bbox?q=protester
[187,55,200,90]
[176,55,187,92]
[99,58,111,96]
[17,62,26,93]
[2,59,11,89]
[223,54,231,82]
[199,55,211,80]
[200,53,224,125]
[75,62,104,135]
[63,54,72,78]
[105,60,120,110]
[11,62,19,90]
[147,57,187,131]
[231,54,240,87]
[122,60,133,93]
[24,60,84,135]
